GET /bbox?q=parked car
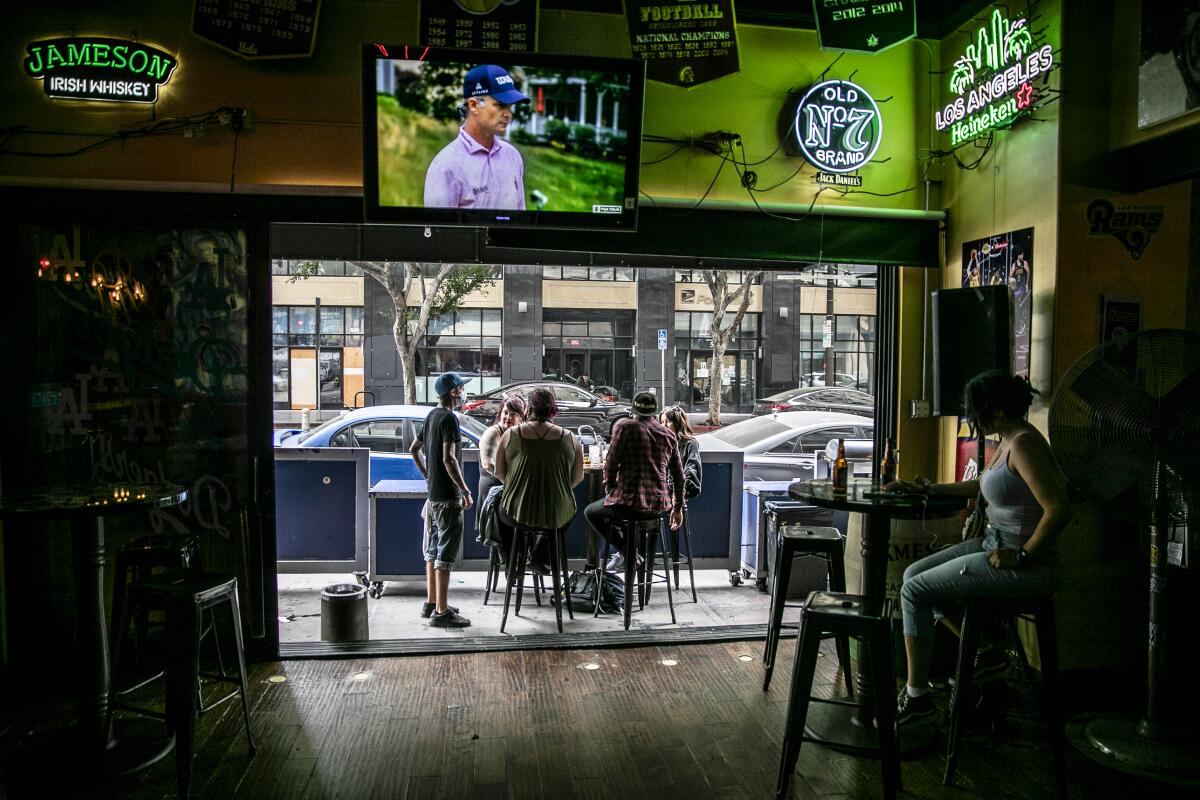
[696,411,873,482]
[462,381,631,437]
[275,405,487,484]
[752,386,874,417]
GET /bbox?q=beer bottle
[880,437,897,485]
[832,438,848,493]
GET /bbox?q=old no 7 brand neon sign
[795,79,882,174]
[934,9,1054,146]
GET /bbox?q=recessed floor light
[738,655,755,662]
[660,659,678,667]
[582,662,601,671]
[267,675,287,684]
[351,671,371,681]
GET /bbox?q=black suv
[463,381,631,437]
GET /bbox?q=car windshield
[710,415,795,448]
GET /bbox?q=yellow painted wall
[543,280,637,309]
[3,3,930,218]
[935,2,1062,481]
[271,276,363,306]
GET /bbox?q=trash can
[320,583,369,642]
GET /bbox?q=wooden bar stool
[761,520,853,693]
[944,595,1067,800]
[108,569,256,798]
[776,591,900,800]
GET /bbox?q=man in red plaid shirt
[585,391,685,572]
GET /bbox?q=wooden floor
[39,640,1070,799]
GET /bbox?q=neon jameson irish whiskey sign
[934,9,1054,146]
[24,37,178,103]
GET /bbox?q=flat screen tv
[362,44,645,231]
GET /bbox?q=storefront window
[673,311,761,412]
[542,266,635,281]
[414,308,503,401]
[796,313,875,393]
[541,309,635,399]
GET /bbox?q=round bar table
[787,478,963,754]
[0,482,188,782]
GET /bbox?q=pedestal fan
[1048,328,1200,774]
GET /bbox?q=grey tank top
[980,455,1042,542]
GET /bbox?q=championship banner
[812,0,915,54]
[419,0,538,52]
[192,0,320,59]
[624,0,740,87]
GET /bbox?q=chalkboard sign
[812,0,915,54]
[192,0,321,59]
[419,0,538,52]
[625,0,739,88]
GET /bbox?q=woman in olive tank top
[494,387,585,570]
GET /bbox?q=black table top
[0,482,188,520]
[788,479,963,520]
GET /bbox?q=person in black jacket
[660,406,701,499]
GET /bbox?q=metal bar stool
[761,517,853,693]
[110,535,202,692]
[598,516,675,630]
[944,595,1067,800]
[499,525,570,632]
[659,502,697,602]
[776,591,900,800]
[108,568,256,799]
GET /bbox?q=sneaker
[604,552,643,572]
[949,647,1010,686]
[895,690,936,727]
[429,609,472,628]
[420,602,459,619]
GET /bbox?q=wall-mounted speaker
[932,285,1012,416]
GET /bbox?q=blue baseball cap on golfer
[434,371,469,398]
[463,64,529,105]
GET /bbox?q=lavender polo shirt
[424,127,526,210]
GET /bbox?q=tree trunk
[393,314,417,405]
[706,340,727,426]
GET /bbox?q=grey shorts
[423,498,464,570]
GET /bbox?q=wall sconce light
[518,301,528,313]
[779,306,789,318]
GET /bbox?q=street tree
[292,261,496,404]
[699,269,762,426]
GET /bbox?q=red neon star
[1016,82,1034,109]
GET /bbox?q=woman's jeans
[900,526,1058,639]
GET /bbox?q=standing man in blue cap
[410,371,473,627]
[424,64,531,210]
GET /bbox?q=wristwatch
[1017,547,1031,566]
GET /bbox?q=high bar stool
[944,595,1067,800]
[761,513,853,693]
[499,525,571,632]
[659,501,697,602]
[482,546,506,605]
[776,591,900,800]
[599,516,675,630]
[108,569,256,798]
[110,535,202,689]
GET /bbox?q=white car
[697,411,874,482]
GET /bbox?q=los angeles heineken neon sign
[934,9,1054,146]
[24,37,178,103]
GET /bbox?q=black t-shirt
[419,407,462,502]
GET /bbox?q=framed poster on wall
[954,227,1034,480]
